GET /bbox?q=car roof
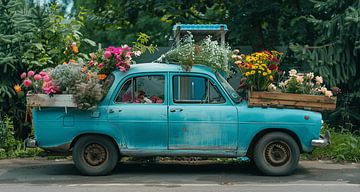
[112,63,218,77]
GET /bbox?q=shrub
[304,125,360,162]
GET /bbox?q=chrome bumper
[311,131,331,147]
[24,138,37,148]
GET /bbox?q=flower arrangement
[17,33,156,110]
[233,50,283,91]
[279,69,334,97]
[16,70,56,95]
[164,34,231,72]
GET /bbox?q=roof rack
[172,24,228,47]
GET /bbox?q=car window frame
[112,73,167,105]
[171,73,228,105]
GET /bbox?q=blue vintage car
[28,63,329,176]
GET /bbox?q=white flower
[325,90,333,97]
[289,69,297,77]
[296,75,304,83]
[320,86,327,94]
[316,76,323,84]
[268,83,277,91]
[279,81,285,87]
[306,72,314,80]
[134,50,142,56]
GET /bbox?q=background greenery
[0,0,359,160]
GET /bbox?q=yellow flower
[258,71,261,74]
[263,72,268,76]
[267,69,271,73]
[251,70,255,74]
[269,75,274,81]
[245,72,250,76]
[14,84,21,93]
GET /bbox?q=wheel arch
[246,128,303,158]
[70,133,120,156]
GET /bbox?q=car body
[29,63,329,176]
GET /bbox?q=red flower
[269,64,278,70]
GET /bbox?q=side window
[173,76,225,104]
[115,75,165,104]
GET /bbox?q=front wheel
[73,135,119,176]
[253,132,300,176]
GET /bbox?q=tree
[0,0,34,137]
[289,0,360,131]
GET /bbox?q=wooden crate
[26,94,77,107]
[248,91,336,112]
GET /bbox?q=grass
[303,126,360,162]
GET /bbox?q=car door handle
[170,108,183,112]
[109,109,122,113]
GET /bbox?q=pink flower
[34,74,42,81]
[113,47,123,55]
[89,60,94,66]
[39,71,47,76]
[43,75,51,82]
[98,63,104,69]
[105,46,115,52]
[27,71,35,77]
[104,51,112,59]
[42,81,59,95]
[123,45,131,52]
[20,72,27,79]
[118,66,126,72]
[71,42,76,47]
[23,79,32,87]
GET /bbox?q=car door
[168,73,238,150]
[107,73,168,149]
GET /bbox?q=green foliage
[164,34,231,72]
[0,116,19,153]
[132,33,157,54]
[23,3,95,70]
[288,0,360,131]
[305,125,360,162]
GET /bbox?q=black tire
[253,132,300,176]
[73,135,119,176]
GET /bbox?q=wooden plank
[248,98,336,111]
[248,91,337,112]
[26,94,77,107]
[250,91,336,103]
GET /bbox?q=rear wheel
[253,132,300,176]
[73,135,119,176]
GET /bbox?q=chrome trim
[24,138,37,148]
[312,130,330,147]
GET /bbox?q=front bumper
[24,138,37,148]
[311,130,331,147]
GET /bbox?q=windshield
[101,73,115,100]
[216,72,241,103]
